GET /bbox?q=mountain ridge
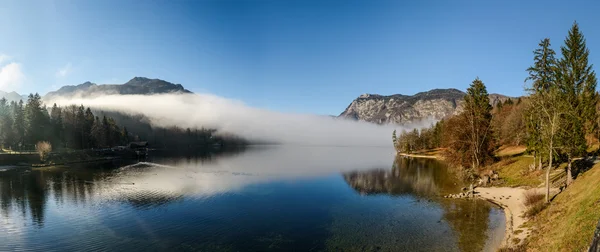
[0,90,27,103]
[44,77,192,99]
[338,88,515,125]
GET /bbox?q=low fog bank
[46,93,434,146]
[94,145,398,200]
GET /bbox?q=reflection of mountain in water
[343,157,459,197]
[342,156,504,252]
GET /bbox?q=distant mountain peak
[0,90,26,103]
[45,77,192,98]
[125,77,154,86]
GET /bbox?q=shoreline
[474,187,559,249]
[397,153,439,159]
[31,156,122,167]
[475,187,528,248]
[475,187,561,248]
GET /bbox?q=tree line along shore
[0,94,247,166]
[393,22,600,251]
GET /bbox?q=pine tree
[107,117,120,146]
[525,104,543,169]
[0,98,15,149]
[91,116,101,148]
[556,21,596,185]
[525,38,558,174]
[392,129,397,149]
[50,104,64,148]
[13,100,25,150]
[84,107,95,148]
[75,105,86,149]
[463,78,495,170]
[25,93,48,147]
[102,115,110,147]
[122,127,130,145]
[526,38,564,202]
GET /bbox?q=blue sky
[0,0,598,115]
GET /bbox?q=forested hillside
[0,93,246,152]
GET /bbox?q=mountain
[45,77,192,99]
[0,91,27,103]
[338,88,516,125]
[488,93,513,107]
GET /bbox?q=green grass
[525,162,600,251]
[491,156,542,187]
[495,145,527,157]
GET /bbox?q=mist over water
[7,93,509,252]
[88,146,397,200]
[0,146,504,252]
[46,93,434,146]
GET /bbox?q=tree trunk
[567,158,573,186]
[539,156,543,170]
[546,149,553,203]
[533,152,537,170]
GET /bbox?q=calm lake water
[0,146,504,252]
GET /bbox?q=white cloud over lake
[46,92,430,147]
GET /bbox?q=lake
[0,146,504,252]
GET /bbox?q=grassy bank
[523,162,600,251]
[489,156,541,188]
[409,145,600,251]
[485,146,600,251]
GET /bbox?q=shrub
[36,141,52,162]
[524,200,547,217]
[523,190,545,207]
[523,189,547,217]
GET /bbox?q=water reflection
[0,146,503,251]
[344,157,458,197]
[0,146,393,229]
[341,156,505,252]
[0,160,133,227]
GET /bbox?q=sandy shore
[474,187,561,248]
[475,187,531,248]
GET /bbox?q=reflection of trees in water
[0,162,117,227]
[0,169,48,228]
[0,157,198,226]
[343,156,458,197]
[439,198,492,252]
[342,156,495,252]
